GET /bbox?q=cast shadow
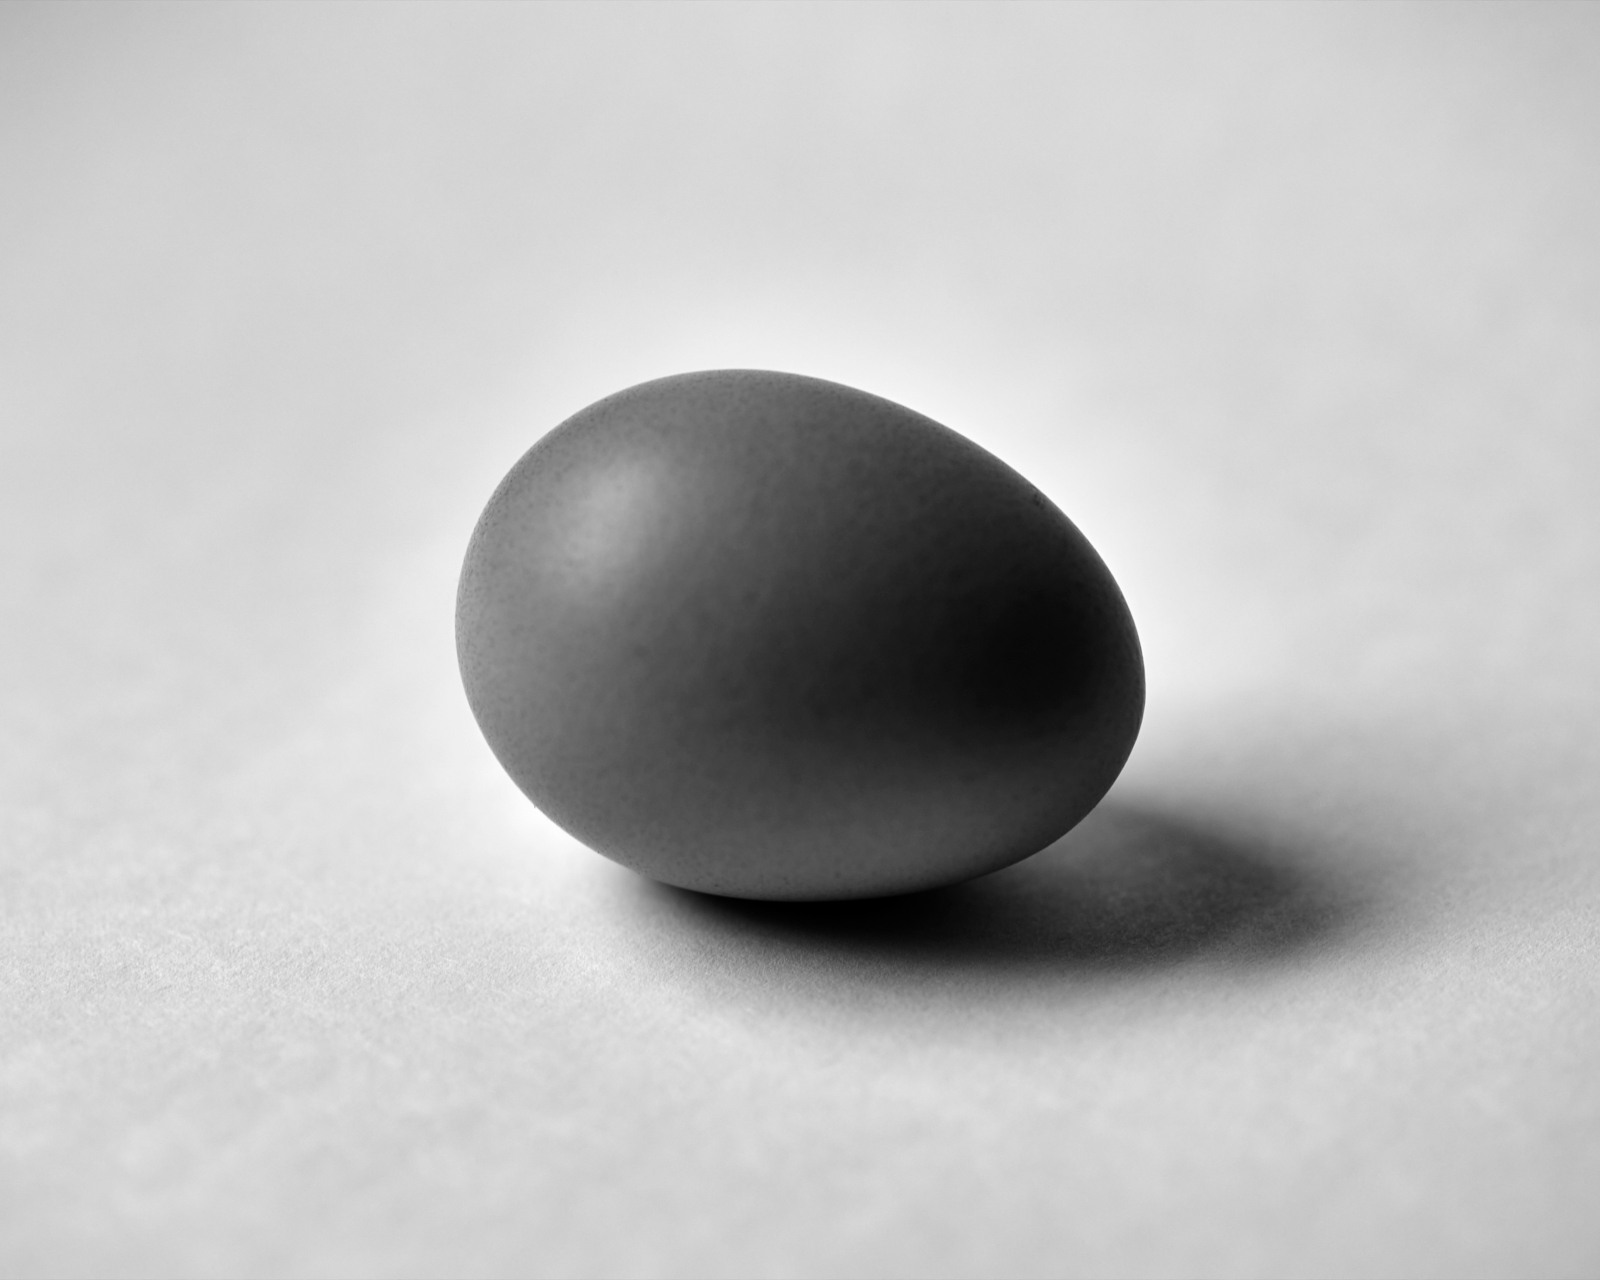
[645,801,1362,973]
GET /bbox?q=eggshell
[457,370,1144,900]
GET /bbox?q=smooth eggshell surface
[457,370,1144,900]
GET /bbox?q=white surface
[3,4,1598,1277]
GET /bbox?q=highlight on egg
[457,370,1144,901]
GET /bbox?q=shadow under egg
[641,801,1361,975]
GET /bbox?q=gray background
[3,3,1597,1276]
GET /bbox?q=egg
[457,370,1144,900]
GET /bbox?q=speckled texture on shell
[457,370,1144,900]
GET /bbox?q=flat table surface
[3,5,1598,1278]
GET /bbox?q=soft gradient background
[3,4,1598,1277]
